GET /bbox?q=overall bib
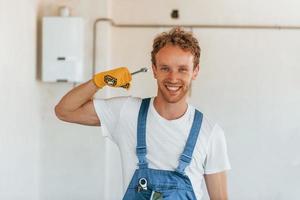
[122,98,203,200]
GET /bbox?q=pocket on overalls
[134,189,164,200]
[154,183,178,199]
[134,189,152,200]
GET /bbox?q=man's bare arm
[55,80,100,126]
[204,171,228,200]
[55,67,132,126]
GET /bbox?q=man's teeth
[166,86,180,91]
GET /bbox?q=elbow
[54,105,67,121]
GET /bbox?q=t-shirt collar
[149,97,191,123]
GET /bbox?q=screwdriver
[115,67,148,89]
[131,67,148,76]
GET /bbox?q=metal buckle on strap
[180,154,192,163]
[136,146,147,155]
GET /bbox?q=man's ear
[152,64,157,79]
[192,64,200,80]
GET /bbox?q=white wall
[111,0,300,25]
[1,0,300,200]
[38,1,111,200]
[0,1,40,199]
[191,28,300,199]
[0,0,109,200]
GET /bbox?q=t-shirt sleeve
[204,124,231,174]
[93,96,129,140]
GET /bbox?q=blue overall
[122,98,203,200]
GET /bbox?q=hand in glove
[93,67,132,89]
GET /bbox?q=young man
[55,27,230,200]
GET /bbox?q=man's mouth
[165,85,181,92]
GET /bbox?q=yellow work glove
[93,67,132,89]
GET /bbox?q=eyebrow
[158,64,190,69]
[158,64,170,67]
[178,65,188,68]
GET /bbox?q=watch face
[104,75,117,86]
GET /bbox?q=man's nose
[166,70,179,82]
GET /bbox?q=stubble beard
[158,81,190,104]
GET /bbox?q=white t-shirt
[93,96,231,200]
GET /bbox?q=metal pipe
[93,17,300,74]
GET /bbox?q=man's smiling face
[152,44,199,104]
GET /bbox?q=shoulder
[125,96,143,106]
[93,96,142,108]
[92,96,143,123]
[189,105,219,136]
[190,106,225,149]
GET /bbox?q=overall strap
[136,98,151,169]
[176,109,203,174]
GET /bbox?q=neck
[153,96,188,120]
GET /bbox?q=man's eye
[161,67,169,72]
[179,68,188,72]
